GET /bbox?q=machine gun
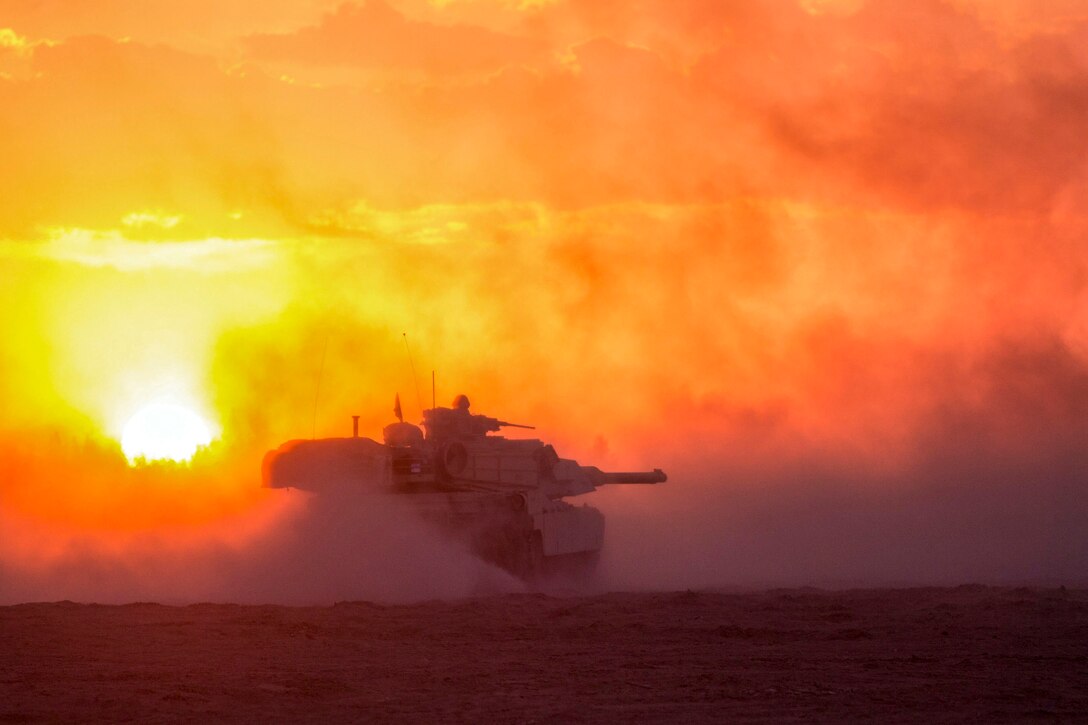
[422,406,535,440]
[474,416,536,434]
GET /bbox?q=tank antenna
[312,333,329,439]
[431,370,436,409]
[402,332,424,415]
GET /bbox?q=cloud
[679,0,1088,214]
[0,1,341,50]
[0,28,33,55]
[36,228,278,272]
[8,3,1087,230]
[245,1,545,75]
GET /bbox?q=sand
[2,586,1086,722]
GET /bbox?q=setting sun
[120,403,214,464]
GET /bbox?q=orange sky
[1,0,1088,589]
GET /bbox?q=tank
[261,394,667,579]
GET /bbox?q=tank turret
[261,394,667,580]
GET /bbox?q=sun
[121,403,214,464]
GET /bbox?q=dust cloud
[0,491,521,606]
[596,339,1088,590]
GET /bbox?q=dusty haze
[1,0,1087,602]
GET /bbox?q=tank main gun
[579,466,667,485]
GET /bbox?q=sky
[1,0,1087,601]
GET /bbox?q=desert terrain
[2,585,1086,723]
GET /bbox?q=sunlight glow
[121,403,213,464]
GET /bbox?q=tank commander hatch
[422,394,532,441]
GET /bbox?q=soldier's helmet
[452,394,471,411]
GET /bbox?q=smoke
[598,453,1088,590]
[597,338,1088,589]
[0,491,521,605]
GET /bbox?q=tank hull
[262,439,606,579]
[402,492,603,579]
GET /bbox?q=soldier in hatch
[423,394,525,440]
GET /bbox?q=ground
[2,586,1086,722]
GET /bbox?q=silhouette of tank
[261,395,667,579]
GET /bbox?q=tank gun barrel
[580,466,667,485]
